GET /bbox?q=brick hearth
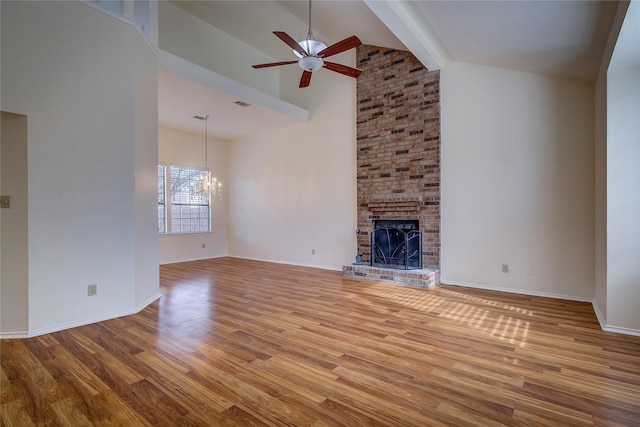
[342,45,441,288]
[342,265,439,289]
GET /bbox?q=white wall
[228,67,357,270]
[593,0,640,335]
[134,42,161,307]
[593,1,631,326]
[159,127,229,264]
[1,1,159,336]
[607,65,640,331]
[0,112,29,336]
[594,71,608,320]
[605,1,640,332]
[158,1,280,99]
[441,62,595,300]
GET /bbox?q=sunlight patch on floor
[363,284,531,348]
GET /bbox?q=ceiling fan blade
[274,31,308,57]
[252,60,298,69]
[323,61,363,78]
[299,70,312,88]
[317,35,362,58]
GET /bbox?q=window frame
[158,163,212,235]
[158,164,167,234]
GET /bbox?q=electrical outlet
[501,264,509,273]
[526,265,533,275]
[88,284,97,296]
[202,243,206,249]
[311,249,316,255]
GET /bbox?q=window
[158,165,166,234]
[170,166,211,233]
[157,165,211,234]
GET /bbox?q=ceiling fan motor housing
[293,39,327,58]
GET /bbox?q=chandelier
[191,114,222,200]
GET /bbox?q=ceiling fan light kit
[299,56,323,72]
[251,0,362,88]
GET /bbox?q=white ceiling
[171,0,407,59]
[400,0,617,81]
[160,0,620,139]
[158,68,305,141]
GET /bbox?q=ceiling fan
[252,0,363,88]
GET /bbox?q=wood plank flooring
[2,257,639,426]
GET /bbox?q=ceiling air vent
[233,100,251,108]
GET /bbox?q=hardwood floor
[2,257,639,426]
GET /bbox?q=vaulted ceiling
[160,0,620,139]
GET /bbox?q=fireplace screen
[371,221,422,270]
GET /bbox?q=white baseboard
[444,281,640,337]
[442,280,593,302]
[592,300,607,329]
[0,293,163,339]
[159,254,227,266]
[135,292,163,312]
[592,300,640,337]
[0,331,29,339]
[161,254,343,272]
[229,255,342,272]
[602,324,640,337]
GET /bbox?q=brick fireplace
[342,45,440,288]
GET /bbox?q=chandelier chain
[190,114,222,201]
[204,115,208,172]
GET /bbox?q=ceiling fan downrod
[295,0,327,64]
[306,0,314,41]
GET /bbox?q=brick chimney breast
[356,46,440,269]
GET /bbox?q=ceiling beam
[363,0,447,71]
[159,49,309,123]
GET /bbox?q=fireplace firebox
[371,220,422,270]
